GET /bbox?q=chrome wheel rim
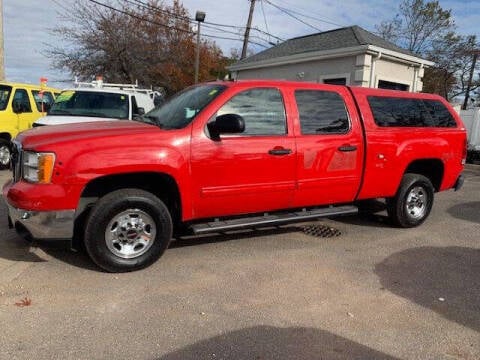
[0,145,10,166]
[405,186,427,219]
[105,209,156,259]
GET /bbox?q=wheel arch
[74,172,182,246]
[404,158,444,192]
[0,132,12,141]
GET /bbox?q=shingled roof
[232,25,416,67]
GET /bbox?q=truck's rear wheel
[84,189,172,272]
[386,174,434,228]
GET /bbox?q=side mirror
[136,107,145,116]
[207,113,245,140]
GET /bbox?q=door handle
[268,148,292,156]
[338,145,357,152]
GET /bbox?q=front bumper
[5,202,75,240]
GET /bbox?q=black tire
[84,189,172,272]
[0,139,11,169]
[386,174,434,228]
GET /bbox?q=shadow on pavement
[0,232,99,271]
[334,199,392,228]
[375,246,480,332]
[171,225,304,249]
[32,240,100,271]
[447,201,480,224]
[0,236,46,263]
[1,226,309,272]
[156,326,400,360]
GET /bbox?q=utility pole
[0,0,5,80]
[241,0,256,60]
[463,50,479,110]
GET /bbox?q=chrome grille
[11,141,22,182]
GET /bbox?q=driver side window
[217,88,287,136]
[13,89,32,113]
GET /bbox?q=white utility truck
[460,108,480,163]
[33,78,162,126]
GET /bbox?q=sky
[2,0,480,88]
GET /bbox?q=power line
[272,0,345,28]
[201,24,271,47]
[86,0,270,48]
[124,0,283,44]
[87,0,193,34]
[116,0,280,48]
[263,0,322,32]
[260,0,272,44]
[204,20,284,42]
[202,32,269,48]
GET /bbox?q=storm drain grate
[302,224,341,238]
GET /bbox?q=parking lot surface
[0,166,479,360]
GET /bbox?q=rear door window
[295,90,350,134]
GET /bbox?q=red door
[290,86,364,207]
[190,86,296,219]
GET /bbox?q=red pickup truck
[3,80,466,272]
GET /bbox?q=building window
[378,80,409,91]
[323,78,347,86]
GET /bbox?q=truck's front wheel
[0,139,11,169]
[84,189,172,272]
[386,174,434,228]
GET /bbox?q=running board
[190,205,358,235]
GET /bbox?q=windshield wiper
[48,109,74,115]
[76,112,109,118]
[141,115,164,128]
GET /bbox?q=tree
[47,0,228,94]
[376,0,479,101]
[376,0,454,54]
[423,33,479,102]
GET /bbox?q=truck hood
[34,115,121,126]
[17,120,159,150]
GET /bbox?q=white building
[228,26,434,92]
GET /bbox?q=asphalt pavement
[0,166,479,360]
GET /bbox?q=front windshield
[0,85,12,111]
[49,90,130,119]
[142,84,226,129]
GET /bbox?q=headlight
[23,151,56,184]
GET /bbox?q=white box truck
[460,108,480,163]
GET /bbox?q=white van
[33,78,161,126]
[460,108,480,163]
